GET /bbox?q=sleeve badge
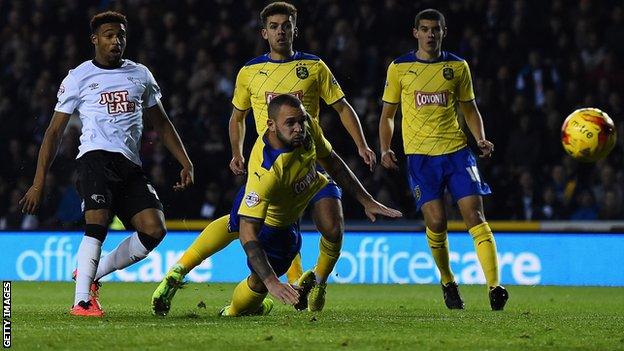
[244,191,260,207]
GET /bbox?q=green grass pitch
[10,282,624,350]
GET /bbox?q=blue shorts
[406,147,491,210]
[228,186,302,277]
[310,164,342,204]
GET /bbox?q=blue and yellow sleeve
[232,67,252,111]
[310,117,333,158]
[382,62,401,104]
[457,60,476,102]
[317,60,345,105]
[237,169,276,221]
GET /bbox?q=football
[561,107,617,162]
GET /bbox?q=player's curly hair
[414,8,446,29]
[260,2,297,27]
[90,11,128,33]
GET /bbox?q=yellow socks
[314,237,342,284]
[469,222,499,287]
[426,227,454,285]
[286,253,303,284]
[229,278,266,315]
[177,215,237,275]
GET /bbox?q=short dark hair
[90,11,128,33]
[260,2,297,27]
[268,94,302,120]
[414,9,446,29]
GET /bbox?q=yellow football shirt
[382,51,476,155]
[238,116,332,227]
[232,52,345,134]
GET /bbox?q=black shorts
[76,150,163,228]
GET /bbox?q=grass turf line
[10,282,624,350]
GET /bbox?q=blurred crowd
[1,0,623,229]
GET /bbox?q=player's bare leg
[304,197,344,311]
[457,195,508,310]
[421,199,464,309]
[71,209,109,317]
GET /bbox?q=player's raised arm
[317,150,402,222]
[379,102,400,170]
[143,101,194,190]
[19,111,71,214]
[228,107,250,175]
[239,217,300,305]
[331,99,376,171]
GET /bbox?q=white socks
[94,232,150,281]
[74,236,102,305]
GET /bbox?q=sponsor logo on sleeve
[244,192,260,208]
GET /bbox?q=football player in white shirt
[19,11,194,317]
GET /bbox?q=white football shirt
[55,59,162,166]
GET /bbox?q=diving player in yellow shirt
[152,1,376,315]
[379,9,508,310]
[155,94,400,316]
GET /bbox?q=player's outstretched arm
[459,100,494,158]
[19,111,71,214]
[379,102,400,170]
[331,99,377,171]
[228,107,250,175]
[239,217,300,305]
[317,151,403,222]
[144,101,194,190]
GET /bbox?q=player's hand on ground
[358,146,377,172]
[229,155,246,175]
[173,164,194,191]
[266,280,300,305]
[363,199,403,222]
[477,139,494,158]
[381,149,399,170]
[19,185,43,214]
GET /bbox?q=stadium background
[2,3,623,350]
[1,0,623,230]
